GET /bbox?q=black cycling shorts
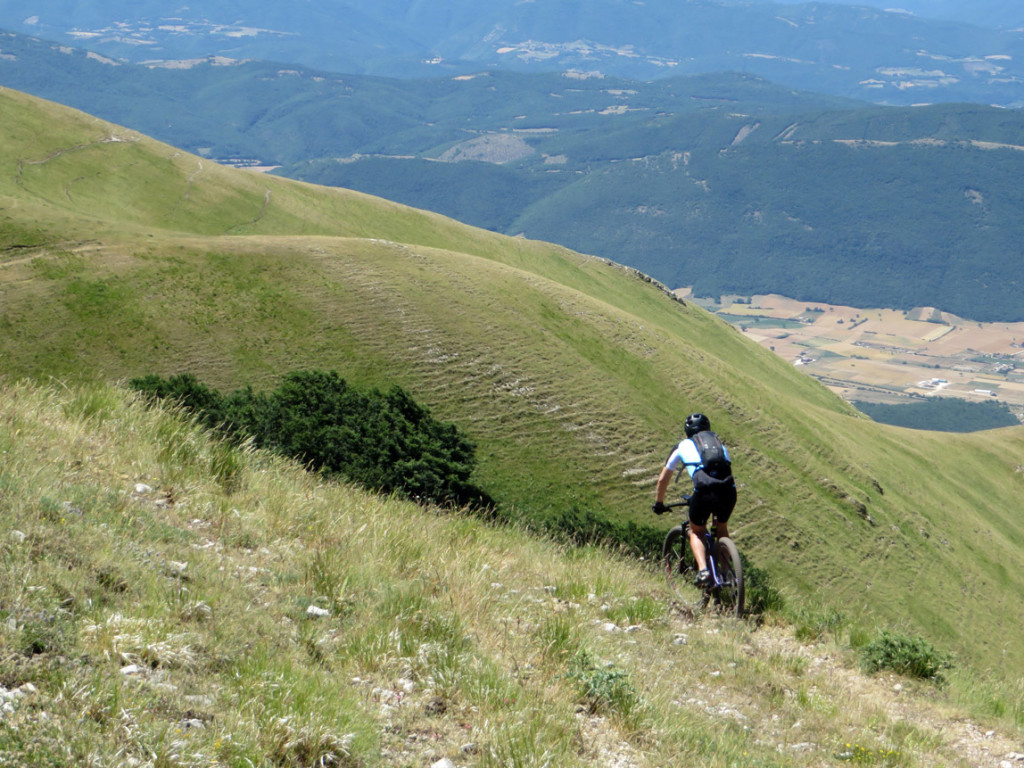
[688,483,737,527]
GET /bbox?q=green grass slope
[3,380,1023,766]
[2,86,1024,677]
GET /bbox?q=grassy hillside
[3,87,1024,680]
[2,379,1023,767]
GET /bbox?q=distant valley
[695,290,1024,424]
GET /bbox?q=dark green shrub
[254,371,488,508]
[860,630,952,682]
[131,373,227,430]
[543,506,664,557]
[131,370,491,509]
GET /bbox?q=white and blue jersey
[664,438,731,479]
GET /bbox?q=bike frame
[661,492,744,618]
[666,497,726,588]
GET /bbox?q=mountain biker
[651,413,737,587]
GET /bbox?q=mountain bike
[661,497,744,618]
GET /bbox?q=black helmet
[684,413,710,438]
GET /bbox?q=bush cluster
[860,629,952,682]
[541,506,665,558]
[131,371,492,509]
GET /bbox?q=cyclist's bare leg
[714,520,730,539]
[689,524,709,571]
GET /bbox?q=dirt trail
[683,615,1024,767]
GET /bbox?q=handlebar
[665,496,691,509]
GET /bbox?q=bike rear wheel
[711,537,744,618]
[662,524,700,601]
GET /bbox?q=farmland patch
[682,289,1024,421]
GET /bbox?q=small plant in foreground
[742,559,785,615]
[860,630,952,683]
[791,606,845,643]
[19,612,78,657]
[537,614,582,666]
[834,742,903,765]
[602,594,663,625]
[567,650,642,721]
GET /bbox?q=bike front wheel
[711,537,744,618]
[662,524,699,600]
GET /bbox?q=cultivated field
[681,290,1024,417]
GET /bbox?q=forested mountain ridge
[3,30,1024,320]
[2,0,1024,104]
[746,0,1024,30]
[0,31,864,167]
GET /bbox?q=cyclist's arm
[654,464,675,505]
[655,443,697,504]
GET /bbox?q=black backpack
[692,430,732,482]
